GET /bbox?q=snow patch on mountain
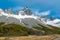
[46,19,60,27]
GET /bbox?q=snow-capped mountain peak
[0,7,43,27]
[0,7,60,28]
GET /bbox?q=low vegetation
[0,23,30,36]
[33,24,60,35]
[0,22,60,36]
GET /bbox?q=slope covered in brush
[33,24,60,35]
[0,23,30,36]
[0,22,60,36]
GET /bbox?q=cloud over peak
[35,10,50,16]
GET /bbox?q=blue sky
[0,0,60,18]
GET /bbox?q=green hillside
[0,22,60,36]
[0,23,30,36]
[33,25,60,35]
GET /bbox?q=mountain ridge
[0,7,60,28]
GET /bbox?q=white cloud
[40,10,50,16]
[35,10,50,16]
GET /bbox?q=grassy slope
[33,25,60,35]
[0,23,30,36]
[0,22,60,36]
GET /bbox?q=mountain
[0,7,47,28]
[0,7,60,28]
[0,7,60,36]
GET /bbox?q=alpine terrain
[0,7,60,36]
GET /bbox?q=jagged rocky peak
[49,16,56,21]
[22,6,32,15]
[4,8,13,14]
[17,6,33,15]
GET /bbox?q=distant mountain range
[0,7,60,28]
